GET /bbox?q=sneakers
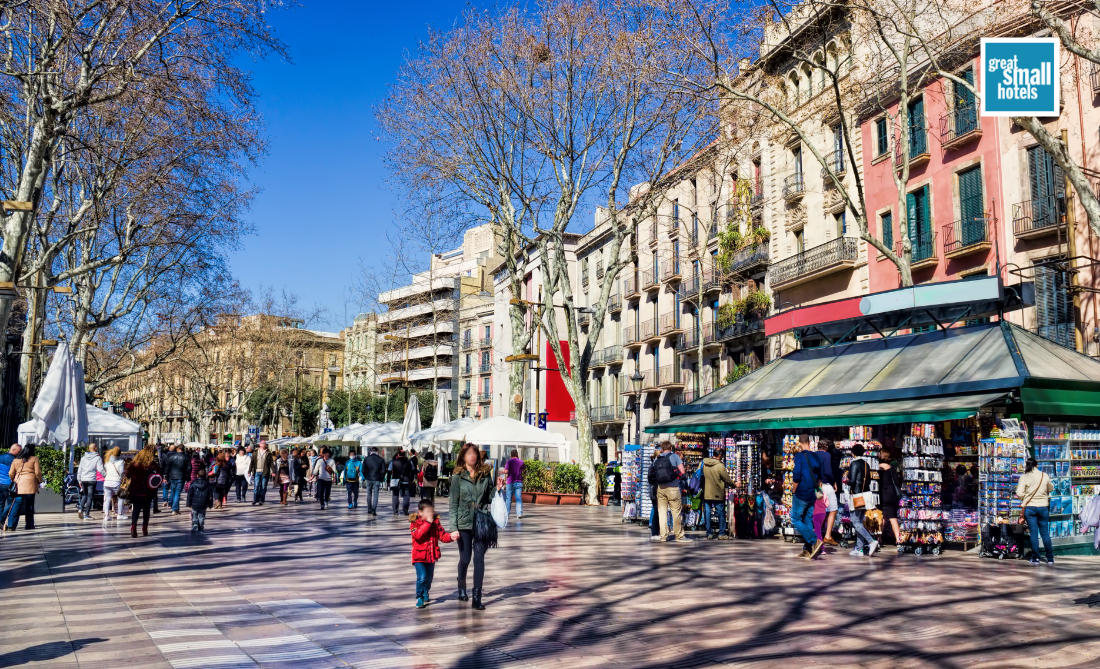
[415,597,426,609]
[348,504,354,509]
[517,514,523,518]
[868,540,880,556]
[718,534,731,540]
[707,534,717,540]
[808,540,825,558]
[823,537,839,546]
[797,550,812,558]
[173,511,181,516]
[650,536,664,542]
[77,511,83,520]
[1029,556,1041,565]
[850,549,864,557]
[674,537,693,543]
[1046,559,1055,565]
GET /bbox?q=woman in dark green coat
[448,442,502,610]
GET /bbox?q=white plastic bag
[491,492,508,529]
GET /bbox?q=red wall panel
[546,341,574,421]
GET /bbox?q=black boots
[457,588,469,602]
[471,588,485,611]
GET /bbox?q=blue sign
[526,412,548,430]
[981,38,1059,117]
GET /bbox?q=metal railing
[592,405,626,423]
[596,260,604,279]
[478,361,492,373]
[940,104,979,145]
[677,328,700,351]
[659,312,681,334]
[641,369,657,389]
[1012,196,1063,236]
[461,337,476,351]
[1092,64,1100,93]
[624,325,640,345]
[751,177,764,207]
[782,173,804,199]
[943,215,988,255]
[661,257,681,281]
[769,237,858,286]
[649,222,658,243]
[607,293,623,313]
[726,244,769,273]
[641,266,659,289]
[896,232,937,264]
[578,312,591,327]
[477,392,492,403]
[581,269,589,287]
[479,337,493,348]
[821,152,845,177]
[623,274,639,296]
[462,365,473,375]
[714,318,764,342]
[640,318,658,340]
[602,344,623,364]
[657,365,682,386]
[681,385,714,404]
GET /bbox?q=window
[875,118,888,156]
[1027,145,1064,228]
[907,185,932,260]
[672,199,680,226]
[881,211,893,250]
[795,229,805,253]
[908,97,926,156]
[835,210,846,237]
[482,377,490,395]
[792,147,803,178]
[954,69,978,136]
[832,125,844,170]
[464,353,471,370]
[483,324,491,340]
[958,165,984,245]
[481,350,490,367]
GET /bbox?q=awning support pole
[924,309,946,332]
[885,314,914,339]
[943,306,972,332]
[866,318,888,341]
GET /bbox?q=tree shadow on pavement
[0,638,105,668]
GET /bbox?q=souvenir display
[1033,421,1100,541]
[638,442,657,521]
[897,430,945,554]
[978,426,1026,527]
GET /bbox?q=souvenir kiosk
[647,277,1100,556]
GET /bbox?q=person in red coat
[410,499,453,608]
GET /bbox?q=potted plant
[552,463,585,504]
[523,460,558,504]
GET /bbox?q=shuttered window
[958,166,984,245]
[954,69,978,136]
[881,211,893,250]
[908,98,926,155]
[906,186,932,261]
[1027,146,1064,230]
[1035,259,1074,349]
[876,118,888,156]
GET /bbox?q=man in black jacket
[847,443,879,557]
[164,445,192,515]
[362,447,385,516]
[389,450,412,516]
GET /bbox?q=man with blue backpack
[345,450,363,509]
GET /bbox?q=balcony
[479,337,493,349]
[649,222,659,245]
[477,392,492,403]
[897,233,938,270]
[1093,64,1100,94]
[769,237,859,290]
[681,385,714,404]
[896,132,930,169]
[669,215,680,236]
[461,337,476,351]
[943,216,990,259]
[589,347,606,368]
[581,270,589,287]
[602,344,623,365]
[1013,196,1064,239]
[751,177,764,208]
[726,244,769,275]
[659,312,682,335]
[642,369,659,391]
[641,318,660,342]
[782,174,804,201]
[820,152,846,178]
[641,266,659,292]
[657,365,683,388]
[940,104,981,151]
[478,361,492,374]
[623,274,639,298]
[661,257,682,283]
[462,365,473,375]
[714,318,765,343]
[677,328,700,351]
[592,405,626,423]
[607,293,623,313]
[578,312,591,327]
[624,325,641,347]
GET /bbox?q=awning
[646,392,1007,433]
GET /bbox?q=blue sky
[232,1,478,331]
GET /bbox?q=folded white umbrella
[31,342,88,447]
[435,415,566,448]
[400,395,421,449]
[431,390,450,427]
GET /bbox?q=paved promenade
[2,495,1100,668]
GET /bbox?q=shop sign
[980,38,1059,117]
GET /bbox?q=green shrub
[551,463,585,495]
[35,445,68,495]
[522,460,552,493]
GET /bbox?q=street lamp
[459,390,471,418]
[630,370,644,444]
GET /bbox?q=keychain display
[897,430,945,555]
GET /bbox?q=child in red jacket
[410,499,454,608]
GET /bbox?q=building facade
[342,313,378,392]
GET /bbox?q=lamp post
[630,370,644,443]
[459,389,470,417]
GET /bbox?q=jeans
[103,486,122,518]
[420,485,435,502]
[235,475,248,501]
[163,480,170,503]
[317,479,332,507]
[790,496,818,549]
[253,473,268,503]
[346,481,359,507]
[505,482,523,516]
[850,508,876,552]
[702,500,727,535]
[0,483,12,524]
[414,562,436,601]
[656,486,684,540]
[364,480,382,513]
[191,509,207,530]
[168,479,185,512]
[457,529,485,592]
[1025,505,1054,561]
[392,483,410,515]
[79,481,97,515]
[7,493,35,529]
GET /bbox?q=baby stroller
[63,472,80,506]
[979,522,1023,560]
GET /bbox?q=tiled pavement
[2,494,1100,669]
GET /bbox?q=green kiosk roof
[647,322,1100,433]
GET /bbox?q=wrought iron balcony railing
[768,237,858,287]
[782,173,804,199]
[1013,196,1064,237]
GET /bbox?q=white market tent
[18,404,142,452]
[357,422,408,449]
[312,423,364,445]
[408,417,478,450]
[434,415,566,448]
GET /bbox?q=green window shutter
[909,98,926,155]
[906,191,918,246]
[882,212,893,249]
[959,166,984,245]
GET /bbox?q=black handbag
[473,508,498,549]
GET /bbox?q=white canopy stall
[18,404,141,452]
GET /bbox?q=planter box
[521,492,535,503]
[533,493,559,505]
[598,495,610,506]
[557,493,582,505]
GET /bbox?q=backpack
[346,459,362,480]
[424,462,438,482]
[686,466,703,495]
[651,454,677,485]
